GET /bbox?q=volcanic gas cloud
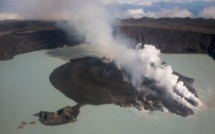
[30,0,201,126]
[62,0,201,109]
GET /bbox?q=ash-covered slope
[50,57,198,116]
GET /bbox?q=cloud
[156,7,193,18]
[1,0,214,20]
[0,13,23,20]
[19,0,72,20]
[124,9,147,19]
[0,0,82,20]
[101,0,215,5]
[113,1,152,6]
[198,6,215,19]
[136,2,152,6]
[123,7,193,19]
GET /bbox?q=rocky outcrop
[34,105,81,126]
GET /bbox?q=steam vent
[34,57,200,126]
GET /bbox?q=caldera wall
[117,25,214,54]
[0,19,215,60]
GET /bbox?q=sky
[0,0,215,20]
[103,0,215,19]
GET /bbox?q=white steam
[134,45,201,109]
[64,1,201,110]
[121,44,201,110]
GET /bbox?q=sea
[0,44,215,134]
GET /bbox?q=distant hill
[119,17,215,34]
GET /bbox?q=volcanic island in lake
[34,56,199,126]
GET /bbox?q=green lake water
[0,45,215,134]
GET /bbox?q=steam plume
[14,0,201,112]
[63,1,201,110]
